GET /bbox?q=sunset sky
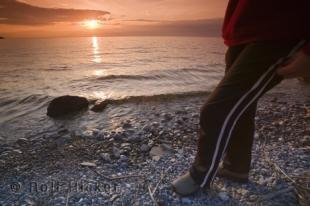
[0,0,227,38]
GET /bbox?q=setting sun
[83,19,101,29]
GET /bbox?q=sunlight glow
[84,19,101,29]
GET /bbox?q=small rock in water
[91,99,112,112]
[80,162,96,167]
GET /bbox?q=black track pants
[190,40,305,188]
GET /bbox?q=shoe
[217,167,249,183]
[172,172,200,196]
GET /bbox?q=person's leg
[220,45,258,177]
[172,40,305,195]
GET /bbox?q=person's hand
[277,51,310,79]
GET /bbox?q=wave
[95,74,157,81]
[0,90,211,123]
[93,90,211,105]
[43,66,71,71]
[208,51,225,55]
[180,66,223,73]
[0,101,49,124]
[0,94,51,123]
[1,90,210,110]
[18,94,51,104]
[82,66,223,83]
[0,94,51,107]
[0,98,17,107]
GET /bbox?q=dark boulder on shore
[47,95,89,117]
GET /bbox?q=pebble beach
[0,82,309,205]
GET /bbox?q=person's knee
[199,100,232,134]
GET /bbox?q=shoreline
[0,90,309,205]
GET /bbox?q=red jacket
[222,0,310,54]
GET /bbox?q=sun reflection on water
[94,70,105,76]
[92,36,102,63]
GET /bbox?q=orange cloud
[0,0,110,25]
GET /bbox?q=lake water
[0,36,307,142]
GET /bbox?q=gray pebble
[113,147,121,159]
[140,144,150,152]
[100,153,111,162]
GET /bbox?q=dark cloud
[0,0,110,25]
[115,18,223,37]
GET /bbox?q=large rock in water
[47,95,89,117]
